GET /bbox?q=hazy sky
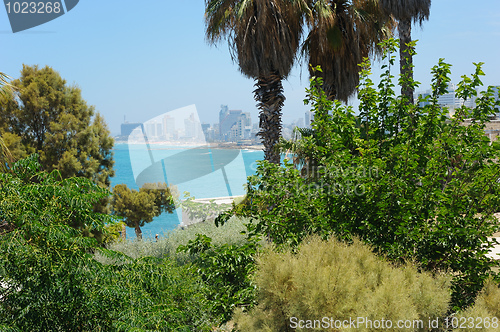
[1,1,499,135]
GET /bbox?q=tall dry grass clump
[234,236,451,331]
[95,216,249,264]
[453,278,500,331]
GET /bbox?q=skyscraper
[163,115,176,140]
[415,83,477,115]
[305,111,314,128]
[219,105,242,141]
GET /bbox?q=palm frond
[293,126,315,139]
[379,0,431,24]
[0,72,15,101]
[304,0,395,101]
[205,0,306,79]
[0,135,13,173]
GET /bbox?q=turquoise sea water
[111,143,264,239]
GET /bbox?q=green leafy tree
[0,154,116,331]
[236,40,500,310]
[204,0,306,164]
[111,183,177,239]
[0,65,114,188]
[0,155,216,331]
[178,234,259,324]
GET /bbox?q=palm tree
[303,0,394,102]
[0,136,12,173]
[278,1,393,173]
[205,0,307,164]
[379,0,431,104]
[0,72,14,172]
[0,72,14,101]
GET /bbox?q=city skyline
[1,1,499,135]
[119,103,316,144]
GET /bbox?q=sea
[111,143,265,240]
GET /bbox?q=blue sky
[1,0,499,135]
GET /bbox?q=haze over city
[1,0,499,135]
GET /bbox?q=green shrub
[237,39,500,310]
[178,233,259,325]
[234,236,451,332]
[102,221,126,244]
[99,257,215,331]
[0,154,117,331]
[0,155,217,331]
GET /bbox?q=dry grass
[453,278,500,331]
[234,235,451,331]
[95,216,249,265]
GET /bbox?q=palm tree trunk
[399,18,414,105]
[254,71,284,164]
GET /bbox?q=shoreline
[114,140,264,151]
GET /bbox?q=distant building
[415,83,477,116]
[282,127,292,140]
[201,123,217,142]
[305,111,314,128]
[162,115,176,140]
[201,123,210,134]
[183,113,203,141]
[492,86,500,118]
[251,123,260,142]
[230,112,252,141]
[121,122,142,137]
[218,105,252,141]
[296,117,304,128]
[219,105,240,141]
[156,123,163,138]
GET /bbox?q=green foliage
[0,155,217,331]
[237,39,500,310]
[234,235,451,331]
[181,192,232,223]
[111,183,176,239]
[0,132,26,163]
[0,154,117,331]
[98,257,215,331]
[99,215,257,327]
[0,135,13,173]
[0,65,114,188]
[178,232,259,324]
[102,221,126,244]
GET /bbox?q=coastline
[114,140,264,151]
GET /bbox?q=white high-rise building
[305,111,314,128]
[415,83,477,116]
[145,121,162,139]
[230,112,252,140]
[163,115,176,140]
